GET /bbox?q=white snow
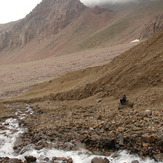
[131,39,140,43]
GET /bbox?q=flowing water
[0,104,162,163]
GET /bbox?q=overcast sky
[0,0,42,24]
[0,0,152,24]
[81,0,138,6]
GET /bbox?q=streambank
[0,102,162,163]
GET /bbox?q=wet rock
[91,157,110,163]
[100,137,115,149]
[0,157,23,163]
[111,152,120,158]
[24,156,37,162]
[131,160,139,163]
[44,157,50,162]
[52,157,73,163]
[153,153,163,162]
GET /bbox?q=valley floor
[0,41,162,162]
[0,87,162,162]
[0,43,134,98]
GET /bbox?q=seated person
[120,95,127,105]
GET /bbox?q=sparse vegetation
[79,19,129,49]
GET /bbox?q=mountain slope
[0,0,163,65]
[0,0,113,64]
[75,0,163,50]
[13,31,163,106]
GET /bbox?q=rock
[91,157,110,163]
[118,101,134,109]
[117,127,125,132]
[103,123,109,131]
[153,153,163,162]
[97,115,102,120]
[119,135,124,145]
[96,99,102,103]
[131,160,139,163]
[52,157,73,163]
[99,137,115,149]
[24,156,37,162]
[142,143,149,147]
[111,152,120,158]
[0,157,23,163]
[144,110,152,117]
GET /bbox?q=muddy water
[0,105,162,163]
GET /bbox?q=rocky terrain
[0,0,163,163]
[140,14,163,39]
[0,0,163,64]
[0,31,162,162]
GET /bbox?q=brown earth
[0,31,162,161]
[9,31,163,103]
[0,43,135,99]
[0,0,162,161]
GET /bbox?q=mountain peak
[0,0,86,51]
[26,0,86,20]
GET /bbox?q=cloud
[80,0,152,7]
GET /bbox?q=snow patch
[131,39,140,43]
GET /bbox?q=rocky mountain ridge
[0,0,86,50]
[2,31,162,162]
[0,0,163,64]
[0,0,114,64]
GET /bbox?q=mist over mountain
[81,0,154,6]
[81,0,155,10]
[0,0,162,64]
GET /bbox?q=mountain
[0,0,163,64]
[0,0,113,64]
[0,1,162,159]
[13,30,163,105]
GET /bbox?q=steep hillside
[0,0,163,65]
[13,31,163,105]
[0,0,113,64]
[75,0,163,50]
[3,31,162,160]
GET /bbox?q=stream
[0,104,162,163]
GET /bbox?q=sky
[0,0,152,24]
[80,0,145,6]
[81,0,137,5]
[0,0,42,24]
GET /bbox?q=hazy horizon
[0,0,155,24]
[0,0,42,24]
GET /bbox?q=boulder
[131,160,139,163]
[91,157,110,163]
[153,153,163,162]
[24,156,37,162]
[52,157,73,163]
[99,137,115,149]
